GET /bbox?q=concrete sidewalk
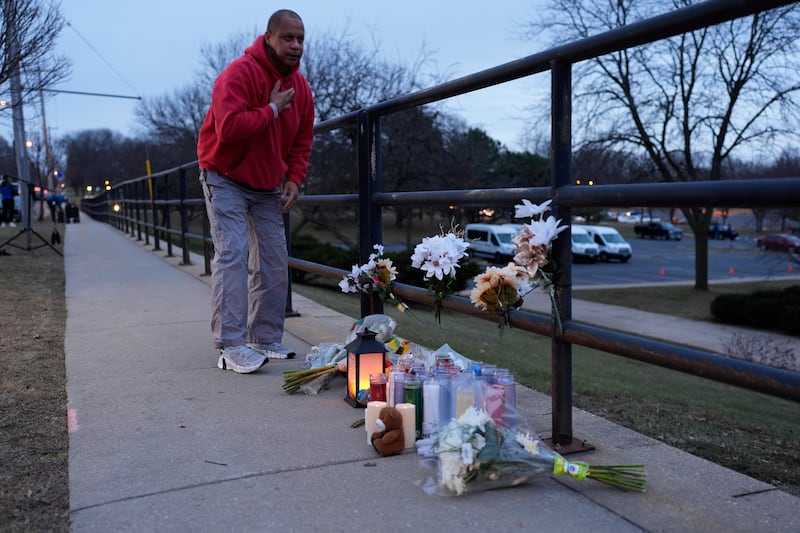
[64,217,799,532]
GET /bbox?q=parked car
[575,224,632,262]
[570,226,600,262]
[708,223,738,240]
[465,223,519,262]
[634,221,683,240]
[756,233,800,253]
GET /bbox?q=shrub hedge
[710,285,800,336]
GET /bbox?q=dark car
[634,221,683,240]
[756,233,800,253]
[709,223,738,240]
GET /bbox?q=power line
[45,89,142,100]
[64,20,143,98]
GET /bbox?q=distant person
[197,9,315,373]
[0,175,17,227]
[47,192,67,223]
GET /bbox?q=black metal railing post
[550,59,575,448]
[164,174,173,257]
[152,176,161,252]
[284,211,299,317]
[357,109,384,317]
[202,208,212,276]
[141,179,149,245]
[135,180,143,241]
[179,167,191,265]
[125,183,133,236]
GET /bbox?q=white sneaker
[217,345,267,373]
[247,342,297,359]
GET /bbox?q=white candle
[386,371,396,407]
[422,380,440,438]
[395,403,416,449]
[366,401,387,445]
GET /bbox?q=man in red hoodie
[197,9,314,373]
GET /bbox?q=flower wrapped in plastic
[282,342,347,395]
[339,244,411,315]
[420,393,646,496]
[410,224,470,323]
[345,314,397,345]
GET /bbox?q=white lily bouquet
[410,225,471,323]
[470,199,568,335]
[420,401,646,496]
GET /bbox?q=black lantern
[344,331,387,407]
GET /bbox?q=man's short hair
[267,9,301,33]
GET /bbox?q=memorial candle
[365,401,387,445]
[403,373,422,440]
[395,403,416,449]
[369,373,387,402]
[422,378,440,439]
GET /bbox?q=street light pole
[39,84,55,192]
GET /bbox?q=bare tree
[61,129,134,193]
[194,30,254,89]
[0,0,70,115]
[525,0,800,289]
[135,84,209,163]
[133,32,252,170]
[303,26,437,122]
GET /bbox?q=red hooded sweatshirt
[197,35,315,190]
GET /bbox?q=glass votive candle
[369,373,387,402]
[403,373,422,440]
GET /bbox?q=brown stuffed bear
[370,406,405,456]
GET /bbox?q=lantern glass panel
[345,331,387,407]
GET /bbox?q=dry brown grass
[0,228,68,532]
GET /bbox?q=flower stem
[282,364,338,394]
[586,464,647,492]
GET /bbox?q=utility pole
[7,12,31,224]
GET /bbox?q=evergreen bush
[710,285,800,335]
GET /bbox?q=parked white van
[571,226,600,262]
[464,223,520,262]
[575,224,632,263]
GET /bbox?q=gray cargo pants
[200,169,288,349]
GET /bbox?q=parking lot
[478,232,798,287]
[576,235,798,286]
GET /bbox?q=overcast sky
[5,0,552,155]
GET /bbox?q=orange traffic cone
[789,265,795,273]
[728,266,735,275]
[659,267,665,276]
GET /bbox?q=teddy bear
[370,406,405,457]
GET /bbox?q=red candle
[369,373,387,402]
